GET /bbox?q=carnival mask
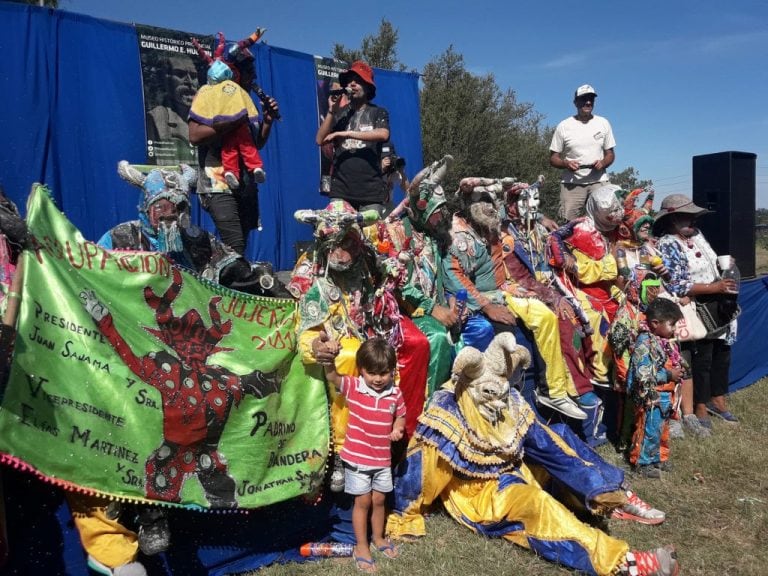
[517,187,540,221]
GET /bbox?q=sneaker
[654,461,674,472]
[578,391,601,408]
[611,489,666,525]
[329,455,345,493]
[681,413,711,438]
[253,167,267,183]
[668,418,684,439]
[698,416,713,430]
[224,171,240,189]
[634,464,662,479]
[534,391,588,420]
[139,509,171,556]
[706,402,739,424]
[619,545,679,576]
[87,556,147,576]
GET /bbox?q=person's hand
[262,97,279,123]
[554,297,576,322]
[539,215,558,232]
[381,155,392,173]
[562,253,578,275]
[592,158,606,170]
[668,366,684,382]
[327,95,343,116]
[503,282,533,299]
[651,261,669,279]
[713,278,738,294]
[482,303,516,325]
[322,131,347,144]
[311,331,340,365]
[431,303,458,328]
[564,158,580,171]
[389,426,405,442]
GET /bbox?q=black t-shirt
[329,104,389,206]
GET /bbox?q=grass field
[255,378,768,576]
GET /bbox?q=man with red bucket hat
[316,61,390,215]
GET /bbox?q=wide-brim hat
[654,194,713,222]
[339,61,376,98]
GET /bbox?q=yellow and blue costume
[387,335,632,575]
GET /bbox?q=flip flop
[375,540,400,559]
[354,555,377,573]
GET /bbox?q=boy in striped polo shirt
[324,337,405,573]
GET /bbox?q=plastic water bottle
[299,542,355,557]
[451,289,468,342]
[721,263,740,294]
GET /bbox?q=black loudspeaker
[692,151,757,278]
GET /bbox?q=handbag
[695,296,739,339]
[676,299,708,341]
[657,293,707,342]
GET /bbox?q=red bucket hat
[339,61,376,98]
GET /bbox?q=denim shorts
[343,463,392,495]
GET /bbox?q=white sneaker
[87,556,147,576]
[611,489,666,525]
[535,391,588,420]
[682,413,711,438]
[253,167,267,183]
[224,171,240,189]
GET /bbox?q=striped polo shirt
[339,375,406,468]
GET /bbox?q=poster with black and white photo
[314,56,348,194]
[136,25,213,166]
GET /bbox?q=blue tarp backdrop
[0,2,423,271]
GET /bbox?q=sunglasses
[576,95,595,103]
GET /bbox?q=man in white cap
[550,84,616,221]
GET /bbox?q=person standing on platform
[550,84,616,221]
[316,61,390,216]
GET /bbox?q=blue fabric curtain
[729,276,768,391]
[0,3,422,270]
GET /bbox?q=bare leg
[680,377,693,415]
[370,490,387,548]
[352,492,373,562]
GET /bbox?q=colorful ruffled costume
[548,185,624,385]
[189,31,265,188]
[387,333,633,576]
[290,201,430,456]
[376,155,457,396]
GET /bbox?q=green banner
[0,185,329,509]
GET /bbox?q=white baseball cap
[575,84,597,98]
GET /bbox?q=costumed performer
[375,154,458,397]
[548,184,623,391]
[500,178,596,418]
[288,200,429,492]
[445,177,585,422]
[387,332,678,576]
[190,31,266,190]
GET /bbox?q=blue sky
[68,0,768,206]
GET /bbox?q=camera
[381,142,406,175]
